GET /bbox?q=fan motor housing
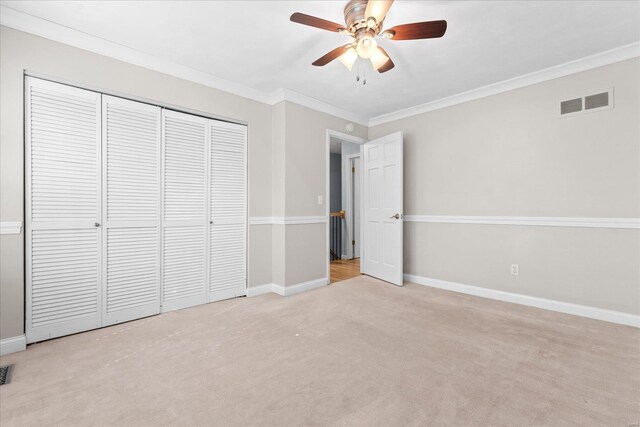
[344,0,378,34]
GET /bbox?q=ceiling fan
[290,0,447,74]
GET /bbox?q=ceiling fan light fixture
[370,46,390,70]
[356,33,377,59]
[338,47,358,71]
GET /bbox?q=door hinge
[352,166,355,173]
[352,240,355,246]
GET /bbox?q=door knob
[389,214,401,220]
[94,222,100,227]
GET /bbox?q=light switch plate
[317,195,323,205]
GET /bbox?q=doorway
[326,130,365,284]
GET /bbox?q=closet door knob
[94,222,101,227]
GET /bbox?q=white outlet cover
[511,264,519,276]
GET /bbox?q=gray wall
[369,58,640,315]
[1,23,637,342]
[272,102,367,287]
[0,26,273,340]
[329,153,342,212]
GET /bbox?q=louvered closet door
[209,121,247,301]
[25,77,102,343]
[102,96,161,325]
[162,110,208,311]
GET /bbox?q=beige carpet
[1,276,638,426]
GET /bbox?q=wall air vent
[585,92,609,110]
[560,98,582,115]
[560,89,613,117]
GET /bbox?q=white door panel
[26,77,102,343]
[362,132,403,286]
[161,110,208,311]
[209,121,247,301]
[102,95,161,325]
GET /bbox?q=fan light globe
[356,34,378,59]
[338,47,358,71]
[370,47,389,70]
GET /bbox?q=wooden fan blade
[376,47,395,73]
[312,45,350,66]
[365,0,394,23]
[386,20,447,40]
[290,12,346,32]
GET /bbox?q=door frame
[325,129,366,284]
[344,154,360,260]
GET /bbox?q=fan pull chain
[355,62,366,85]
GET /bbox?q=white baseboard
[246,284,274,297]
[248,278,328,298]
[0,335,27,356]
[273,277,328,296]
[404,274,640,328]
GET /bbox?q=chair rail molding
[250,216,328,225]
[0,221,23,234]
[403,215,640,229]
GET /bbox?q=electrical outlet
[317,195,323,205]
[511,264,519,276]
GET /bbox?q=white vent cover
[560,98,582,115]
[585,92,609,110]
[560,89,613,117]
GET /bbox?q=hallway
[330,258,361,284]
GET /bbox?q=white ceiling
[2,1,639,119]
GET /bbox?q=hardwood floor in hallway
[330,258,361,284]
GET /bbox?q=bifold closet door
[26,77,102,343]
[102,95,161,325]
[161,110,208,311]
[209,121,247,301]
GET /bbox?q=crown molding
[0,6,368,126]
[0,6,276,105]
[2,5,639,129]
[368,42,640,127]
[270,88,369,127]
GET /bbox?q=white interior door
[102,95,161,325]
[361,132,403,286]
[209,121,247,302]
[161,110,208,311]
[25,77,102,343]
